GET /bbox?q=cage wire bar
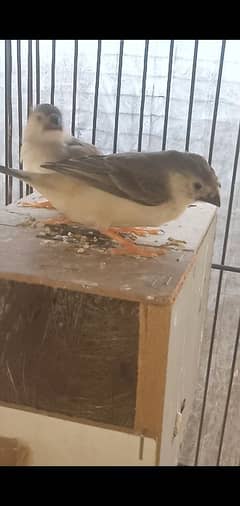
[138,40,149,152]
[162,40,174,151]
[92,40,102,145]
[16,40,23,198]
[27,40,33,117]
[71,40,78,137]
[26,40,33,195]
[217,314,240,464]
[113,40,124,153]
[4,39,13,205]
[50,40,56,105]
[36,40,40,105]
[1,39,240,465]
[185,40,198,152]
[207,41,226,166]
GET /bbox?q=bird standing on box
[0,104,221,257]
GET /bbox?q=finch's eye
[194,182,202,191]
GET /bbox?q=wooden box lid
[0,197,216,305]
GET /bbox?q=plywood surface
[135,304,171,439]
[0,280,139,429]
[0,198,216,305]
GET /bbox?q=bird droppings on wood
[33,221,115,256]
[17,216,170,259]
[13,210,202,261]
[73,280,99,288]
[120,285,132,291]
[165,276,173,286]
[166,237,187,249]
[176,254,186,263]
[17,216,37,227]
[40,240,53,246]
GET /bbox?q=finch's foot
[110,226,163,237]
[101,227,167,258]
[17,199,55,210]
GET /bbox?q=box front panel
[0,281,139,429]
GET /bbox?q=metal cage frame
[1,39,240,466]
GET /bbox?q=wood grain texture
[135,303,171,438]
[0,281,139,428]
[0,201,216,305]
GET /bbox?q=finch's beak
[201,190,221,207]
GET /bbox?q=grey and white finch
[19,103,101,208]
[0,104,221,257]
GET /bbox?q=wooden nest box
[0,197,217,466]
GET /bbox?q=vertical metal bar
[50,40,56,105]
[185,40,198,152]
[36,40,40,105]
[26,40,33,195]
[216,314,240,465]
[27,40,33,117]
[92,40,102,145]
[138,40,149,152]
[113,40,124,153]
[17,40,23,198]
[71,40,78,137]
[162,40,174,151]
[4,42,8,205]
[208,40,226,165]
[4,40,13,205]
[216,122,240,267]
[195,121,240,465]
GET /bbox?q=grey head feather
[33,103,62,119]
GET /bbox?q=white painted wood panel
[0,406,156,466]
[159,218,216,465]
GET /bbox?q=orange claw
[17,199,55,209]
[109,226,162,237]
[100,227,167,258]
